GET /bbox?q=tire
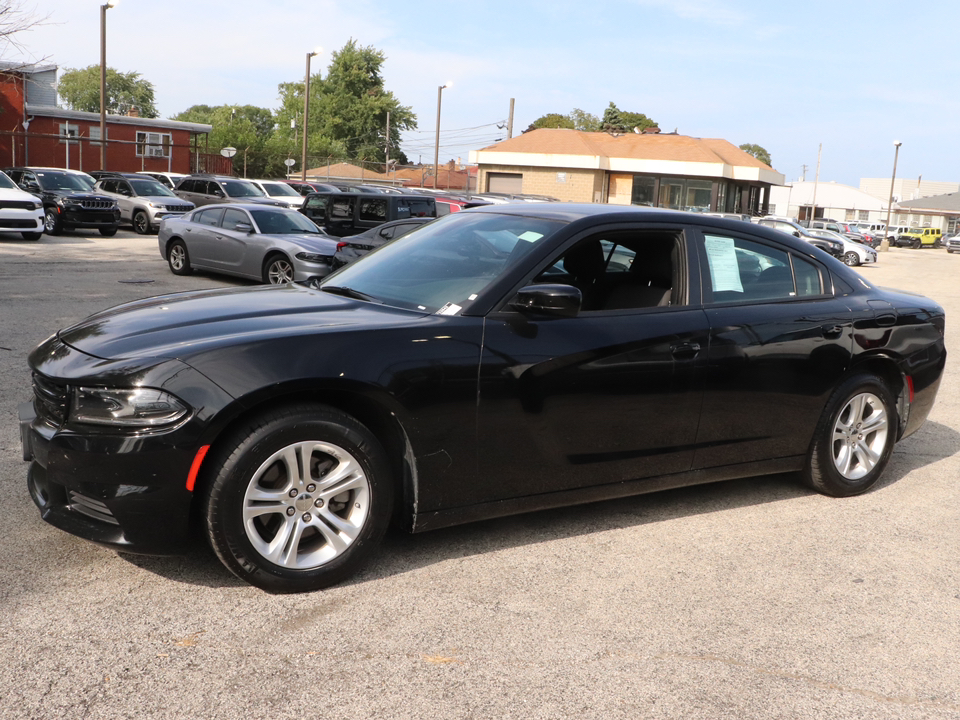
[912,239,921,249]
[133,210,151,235]
[804,373,897,497]
[167,239,193,275]
[99,226,118,237]
[43,208,62,236]
[20,231,42,241]
[263,254,294,284]
[842,251,860,267]
[934,238,942,249]
[203,404,393,593]
[948,248,954,254]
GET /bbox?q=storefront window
[631,176,656,206]
[685,180,712,212]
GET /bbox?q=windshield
[322,211,565,313]
[222,180,265,198]
[260,182,301,197]
[36,172,93,192]
[0,172,17,190]
[250,208,321,234]
[129,179,174,196]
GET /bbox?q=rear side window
[358,197,387,222]
[703,234,823,303]
[195,208,224,226]
[397,199,435,218]
[330,197,354,220]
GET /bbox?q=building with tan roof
[468,128,784,214]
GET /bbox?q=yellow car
[899,227,942,248]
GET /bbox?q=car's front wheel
[133,210,151,235]
[167,239,192,275]
[99,226,118,237]
[264,254,294,284]
[44,209,62,236]
[843,251,860,266]
[203,404,393,593]
[804,373,896,497]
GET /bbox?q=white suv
[248,179,305,209]
[0,170,44,240]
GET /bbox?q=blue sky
[8,0,959,186]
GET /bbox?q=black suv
[300,191,436,236]
[4,167,121,236]
[173,174,283,208]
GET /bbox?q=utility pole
[507,98,515,139]
[809,144,822,224]
[801,164,808,182]
[384,110,390,174]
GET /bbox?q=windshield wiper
[320,285,382,303]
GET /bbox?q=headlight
[147,202,159,209]
[33,201,42,210]
[295,252,331,263]
[70,387,190,428]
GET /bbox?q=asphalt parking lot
[2,230,959,719]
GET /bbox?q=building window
[858,210,869,221]
[89,126,109,146]
[767,205,776,215]
[631,175,656,206]
[136,131,172,158]
[58,123,78,142]
[845,209,855,221]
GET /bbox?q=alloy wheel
[831,392,888,480]
[242,440,371,569]
[267,259,294,284]
[170,245,185,270]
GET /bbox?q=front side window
[221,208,250,230]
[702,234,823,303]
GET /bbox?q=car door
[690,228,853,470]
[472,224,709,507]
[213,207,257,277]
[182,207,225,269]
[114,180,135,222]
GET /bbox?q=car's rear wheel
[99,226,118,237]
[843,251,860,266]
[804,373,896,497]
[264,254,294,284]
[167,239,192,275]
[133,210,150,235]
[912,238,921,249]
[203,404,393,593]
[44,209,62,236]
[21,231,41,241]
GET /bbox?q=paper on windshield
[436,303,462,316]
[518,231,543,243]
[704,235,743,293]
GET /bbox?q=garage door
[487,172,523,194]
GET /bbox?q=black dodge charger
[20,204,946,592]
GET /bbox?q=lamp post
[433,81,452,189]
[301,47,322,182]
[99,0,118,170]
[881,141,902,252]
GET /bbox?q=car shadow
[0,233,96,245]
[118,420,960,591]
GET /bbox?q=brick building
[0,61,212,174]
[469,128,784,214]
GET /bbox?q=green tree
[524,113,575,132]
[601,102,656,134]
[57,65,158,117]
[739,143,772,166]
[568,108,599,131]
[274,39,417,169]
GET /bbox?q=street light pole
[433,81,451,190]
[881,141,902,252]
[99,0,118,171]
[301,47,321,182]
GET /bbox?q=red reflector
[906,376,914,404]
[186,445,210,492]
[336,242,347,250]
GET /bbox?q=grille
[68,491,119,525]
[165,205,191,212]
[0,200,38,210]
[33,373,69,427]
[0,219,39,228]
[77,199,113,210]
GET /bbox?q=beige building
[767,181,887,223]
[468,128,784,214]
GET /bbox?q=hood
[46,190,115,203]
[58,283,424,361]
[271,233,340,254]
[144,195,192,206]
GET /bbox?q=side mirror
[510,284,581,318]
[235,222,253,233]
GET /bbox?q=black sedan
[332,216,434,268]
[20,204,946,593]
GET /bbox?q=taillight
[336,242,347,250]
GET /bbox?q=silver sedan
[158,203,339,284]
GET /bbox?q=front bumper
[0,208,44,231]
[21,341,234,555]
[60,208,121,229]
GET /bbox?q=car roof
[191,203,300,212]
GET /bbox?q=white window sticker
[704,236,744,293]
[436,303,462,316]
[518,231,543,243]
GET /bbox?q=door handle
[671,342,701,358]
[821,324,844,339]
[875,313,897,327]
